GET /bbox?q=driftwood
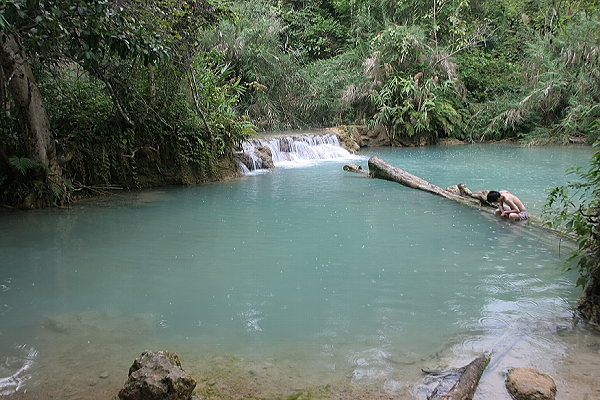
[365,156,495,211]
[346,156,574,239]
[342,162,369,175]
[421,354,491,400]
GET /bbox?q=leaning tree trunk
[0,33,61,179]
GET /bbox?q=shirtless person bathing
[486,190,529,221]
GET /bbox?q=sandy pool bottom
[1,311,598,400]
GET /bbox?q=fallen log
[342,162,369,175]
[344,156,575,239]
[421,354,491,400]
[365,156,495,211]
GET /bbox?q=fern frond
[8,157,43,175]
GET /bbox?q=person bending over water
[486,190,529,221]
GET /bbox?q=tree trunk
[0,32,63,204]
[345,156,574,238]
[578,270,600,325]
[367,156,491,209]
[423,354,491,400]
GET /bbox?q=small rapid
[237,133,362,172]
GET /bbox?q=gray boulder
[506,367,557,400]
[118,350,196,400]
[255,145,274,169]
[233,152,253,170]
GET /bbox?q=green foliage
[179,51,255,166]
[2,0,600,207]
[544,144,600,288]
[456,48,519,102]
[39,71,115,140]
[302,47,371,125]
[370,24,428,74]
[280,0,352,61]
[370,75,466,141]
[206,0,362,129]
[0,0,254,205]
[8,157,43,176]
[476,6,600,142]
[0,0,166,67]
[366,19,469,142]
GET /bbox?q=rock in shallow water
[506,367,557,400]
[118,350,196,400]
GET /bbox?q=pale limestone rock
[506,367,557,400]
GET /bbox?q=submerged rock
[42,318,69,334]
[118,350,196,400]
[506,367,557,400]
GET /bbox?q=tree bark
[0,32,61,178]
[578,272,600,324]
[423,354,491,400]
[342,162,369,175]
[367,156,491,209]
[103,76,135,127]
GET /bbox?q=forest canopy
[1,0,599,207]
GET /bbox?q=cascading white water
[238,133,361,173]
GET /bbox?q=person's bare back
[487,190,529,221]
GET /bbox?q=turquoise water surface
[0,144,596,399]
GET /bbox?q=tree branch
[103,76,135,127]
[187,71,213,138]
[432,26,498,69]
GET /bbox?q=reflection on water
[0,144,598,399]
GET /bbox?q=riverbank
[2,125,592,210]
[3,309,598,399]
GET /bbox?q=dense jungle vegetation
[0,1,598,318]
[1,0,598,206]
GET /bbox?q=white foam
[0,346,37,396]
[238,133,364,173]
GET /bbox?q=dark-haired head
[487,190,501,203]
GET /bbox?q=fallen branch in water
[422,354,491,400]
[344,156,573,238]
[73,183,124,196]
[342,162,369,175]
[363,156,495,210]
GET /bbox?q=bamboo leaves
[370,74,465,141]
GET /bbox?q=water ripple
[240,306,263,332]
[478,316,511,329]
[1,278,11,292]
[349,348,393,384]
[0,345,37,396]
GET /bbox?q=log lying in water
[344,156,575,238]
[365,156,495,211]
[342,162,369,175]
[422,354,491,400]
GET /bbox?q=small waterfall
[236,133,360,173]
